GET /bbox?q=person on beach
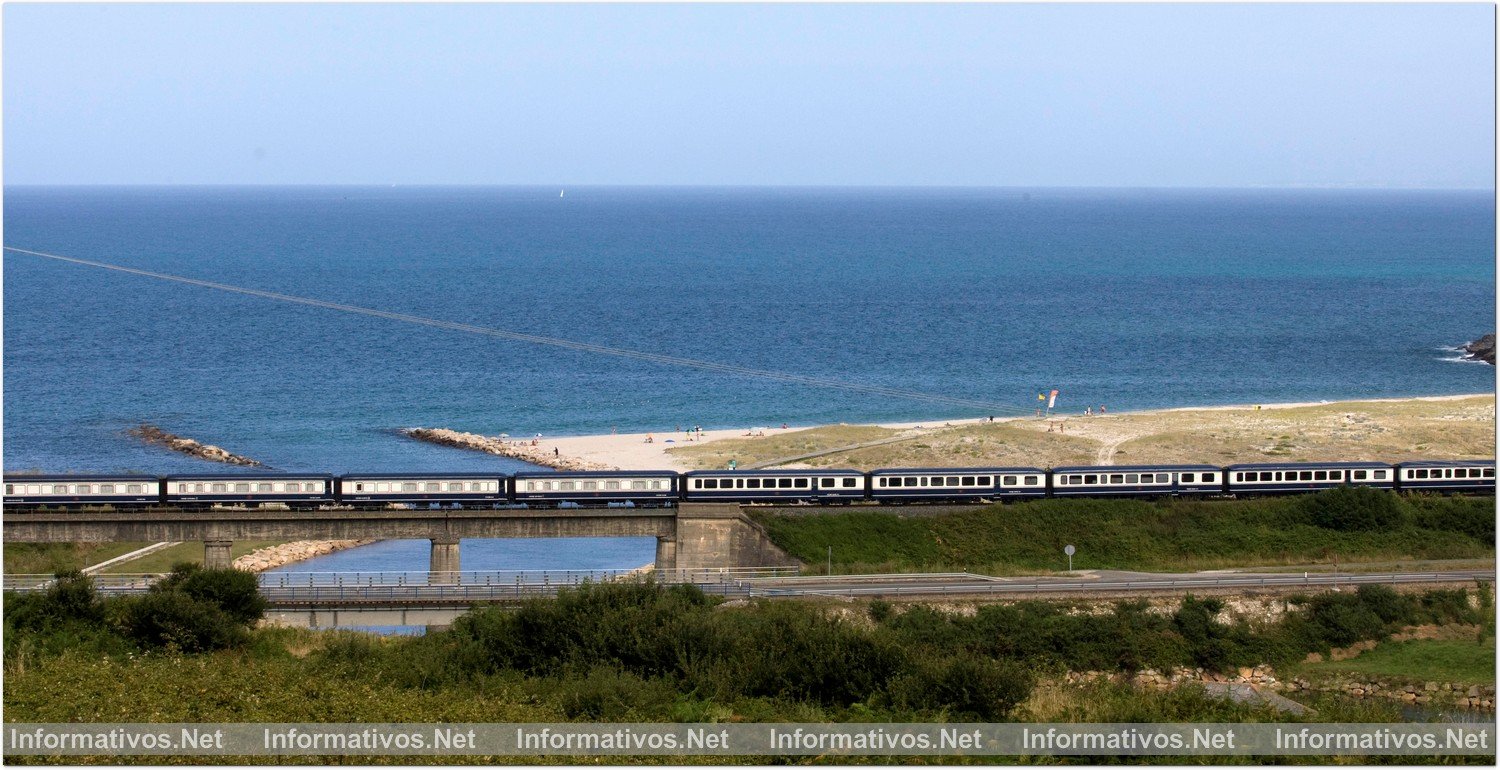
[729,459,737,470]
[645,434,653,444]
[553,447,559,457]
[1100,405,1106,415]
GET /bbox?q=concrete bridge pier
[203,540,233,570]
[430,537,460,585]
[654,536,677,572]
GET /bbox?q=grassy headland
[753,489,1495,574]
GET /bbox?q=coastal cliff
[1463,334,1495,365]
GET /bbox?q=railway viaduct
[2,503,799,580]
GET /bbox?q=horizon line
[4,182,1495,193]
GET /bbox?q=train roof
[166,472,334,479]
[512,470,676,478]
[1051,464,1220,473]
[3,473,159,481]
[872,467,1046,474]
[683,468,862,476]
[1398,459,1495,467]
[338,472,507,479]
[1226,461,1392,469]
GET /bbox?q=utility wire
[5,246,1033,415]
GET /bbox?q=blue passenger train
[3,459,1492,510]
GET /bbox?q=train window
[651,480,663,489]
[177,484,189,493]
[3,485,11,495]
[1264,472,1277,482]
[794,478,809,488]
[1329,471,1343,480]
[422,482,437,492]
[1352,471,1366,480]
[400,482,417,492]
[1067,475,1082,485]
[73,484,90,494]
[630,480,648,490]
[747,479,761,488]
[27,485,41,494]
[1125,474,1139,484]
[1109,474,1124,484]
[1373,470,1386,480]
[1446,469,1456,478]
[602,481,619,490]
[943,476,957,486]
[1025,476,1039,485]
[876,478,887,488]
[232,483,248,493]
[820,478,833,488]
[127,484,142,494]
[255,483,270,492]
[1203,474,1215,483]
[1486,469,1496,478]
[1314,471,1327,481]
[776,478,791,488]
[212,483,227,493]
[1181,474,1194,483]
[579,481,595,491]
[560,482,576,491]
[959,476,973,486]
[445,482,461,492]
[1002,475,1017,486]
[844,478,857,487]
[1298,471,1311,481]
[51,485,66,494]
[1081,475,1095,484]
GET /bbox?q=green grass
[4,543,155,575]
[101,541,286,574]
[754,492,1495,574]
[1296,638,1496,685]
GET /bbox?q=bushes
[5,565,266,655]
[886,654,1033,720]
[1297,486,1408,532]
[117,590,247,652]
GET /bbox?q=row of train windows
[7,483,148,495]
[175,482,321,494]
[351,481,498,493]
[697,478,807,490]
[877,476,996,488]
[525,480,664,492]
[1060,473,1178,485]
[1408,468,1494,479]
[1232,470,1377,482]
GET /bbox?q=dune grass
[667,424,901,469]
[753,492,1495,574]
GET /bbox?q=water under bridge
[1,503,798,579]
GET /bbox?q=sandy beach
[531,393,1496,471]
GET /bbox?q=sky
[3,3,1494,188]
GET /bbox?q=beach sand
[535,394,1495,471]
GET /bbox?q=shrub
[1298,487,1407,532]
[154,564,267,626]
[887,654,1034,720]
[553,666,677,720]
[5,571,104,632]
[117,591,247,652]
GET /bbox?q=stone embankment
[128,424,265,467]
[232,540,375,572]
[402,427,617,471]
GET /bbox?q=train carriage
[165,473,334,509]
[682,469,865,503]
[1226,461,1394,495]
[1396,460,1495,494]
[3,474,162,508]
[337,473,505,507]
[1050,464,1222,497]
[513,470,677,507]
[870,467,1045,502]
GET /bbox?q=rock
[1304,652,1323,663]
[1463,334,1495,365]
[1425,682,1439,692]
[1238,667,1254,679]
[402,427,617,472]
[127,424,265,467]
[1468,686,1481,697]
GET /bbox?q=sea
[5,186,1494,572]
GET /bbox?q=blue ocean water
[6,185,1494,475]
[7,186,1492,574]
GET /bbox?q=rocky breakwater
[1463,334,1495,365]
[128,424,265,466]
[232,540,375,572]
[402,427,617,471]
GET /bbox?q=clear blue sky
[4,3,1494,188]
